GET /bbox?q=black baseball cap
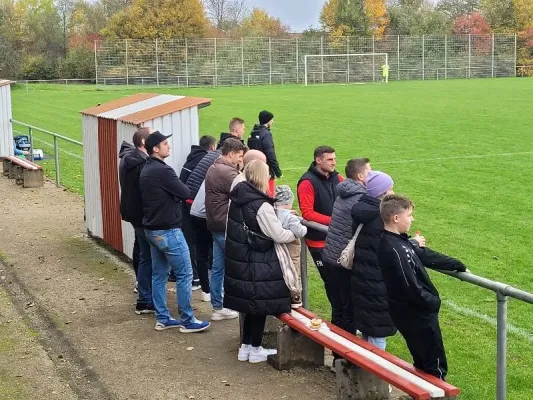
[145,131,172,154]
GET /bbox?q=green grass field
[10,78,533,399]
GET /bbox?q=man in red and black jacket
[297,146,344,327]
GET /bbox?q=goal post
[304,53,389,86]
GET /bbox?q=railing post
[155,38,160,87]
[492,33,495,78]
[497,292,508,400]
[445,35,448,80]
[125,39,129,87]
[28,126,34,162]
[397,35,400,81]
[241,37,245,86]
[300,238,309,309]
[296,37,299,84]
[269,37,272,85]
[185,38,189,88]
[422,35,425,80]
[54,136,60,187]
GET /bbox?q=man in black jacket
[247,111,281,196]
[179,135,216,289]
[216,117,245,150]
[378,194,469,380]
[118,127,153,315]
[140,131,210,333]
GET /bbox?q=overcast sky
[244,0,324,32]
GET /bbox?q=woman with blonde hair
[224,160,296,363]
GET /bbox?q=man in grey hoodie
[322,158,371,337]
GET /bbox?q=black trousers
[190,215,212,293]
[308,247,354,335]
[400,316,448,380]
[182,203,199,282]
[242,314,267,347]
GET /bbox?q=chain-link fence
[95,34,518,87]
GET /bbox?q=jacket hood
[119,142,148,171]
[351,194,381,224]
[186,145,207,162]
[336,178,366,199]
[231,181,272,207]
[251,124,270,134]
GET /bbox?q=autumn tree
[365,0,389,37]
[203,0,247,33]
[321,0,389,38]
[387,0,450,35]
[513,0,533,30]
[102,0,209,39]
[481,0,515,31]
[437,0,480,20]
[238,8,290,37]
[452,12,490,34]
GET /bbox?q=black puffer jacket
[351,195,396,338]
[224,181,291,316]
[216,132,244,150]
[185,150,221,199]
[179,145,208,184]
[118,142,148,226]
[323,179,366,266]
[247,124,282,178]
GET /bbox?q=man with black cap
[247,110,281,196]
[140,131,210,333]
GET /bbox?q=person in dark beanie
[378,194,469,379]
[118,127,154,314]
[247,110,281,196]
[179,135,216,290]
[140,131,210,333]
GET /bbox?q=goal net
[304,53,389,86]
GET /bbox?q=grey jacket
[276,209,307,239]
[322,179,366,266]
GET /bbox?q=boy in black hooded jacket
[377,194,469,380]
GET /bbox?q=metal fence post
[53,136,60,187]
[422,35,425,80]
[125,39,129,87]
[347,36,350,83]
[397,35,400,81]
[296,37,299,84]
[214,37,218,87]
[94,40,98,85]
[320,36,324,83]
[445,35,448,80]
[241,37,245,86]
[468,34,472,79]
[28,127,34,162]
[155,38,160,87]
[269,37,273,85]
[497,292,508,400]
[514,33,517,77]
[492,33,495,78]
[372,35,376,82]
[300,238,309,309]
[185,38,189,88]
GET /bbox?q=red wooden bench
[3,156,44,188]
[275,308,459,400]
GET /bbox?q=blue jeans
[145,228,194,324]
[362,334,387,351]
[133,226,153,305]
[211,232,226,310]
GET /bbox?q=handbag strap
[351,223,364,243]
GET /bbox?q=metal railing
[11,119,83,187]
[298,219,533,400]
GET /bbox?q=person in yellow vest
[381,64,389,83]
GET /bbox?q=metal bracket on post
[497,292,508,400]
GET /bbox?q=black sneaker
[168,273,176,283]
[135,303,155,315]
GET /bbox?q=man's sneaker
[249,346,277,364]
[211,308,239,321]
[201,292,211,302]
[291,295,302,309]
[133,281,138,293]
[192,280,201,291]
[154,318,184,331]
[179,319,210,333]
[238,345,276,362]
[135,303,155,315]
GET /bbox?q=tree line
[0,0,531,81]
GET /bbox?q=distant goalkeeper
[381,64,389,83]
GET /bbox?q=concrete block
[268,324,325,370]
[336,359,389,400]
[2,159,11,176]
[23,168,44,188]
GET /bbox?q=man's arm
[262,132,282,178]
[413,246,467,272]
[162,169,191,201]
[379,245,441,311]
[297,180,331,225]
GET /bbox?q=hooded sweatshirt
[179,145,208,184]
[322,178,366,266]
[118,141,148,226]
[216,132,244,150]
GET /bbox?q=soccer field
[11,78,533,399]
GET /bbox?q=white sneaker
[238,344,251,361]
[201,292,211,302]
[133,281,138,294]
[249,346,277,364]
[211,308,239,321]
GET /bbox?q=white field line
[32,137,83,160]
[443,300,533,342]
[282,150,533,171]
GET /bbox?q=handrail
[299,219,532,400]
[11,119,83,146]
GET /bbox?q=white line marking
[443,300,533,342]
[32,137,83,160]
[282,150,533,171]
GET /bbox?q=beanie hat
[366,171,394,198]
[275,185,294,206]
[259,110,274,125]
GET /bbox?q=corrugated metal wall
[98,118,123,252]
[0,85,14,158]
[117,121,137,259]
[82,115,103,238]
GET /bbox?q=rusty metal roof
[80,93,211,124]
